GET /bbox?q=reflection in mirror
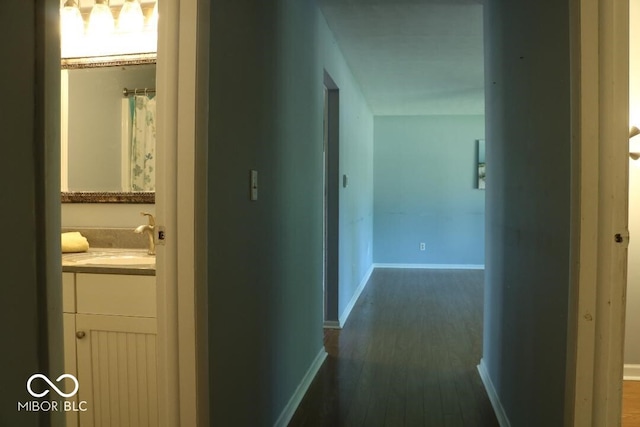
[61,60,156,196]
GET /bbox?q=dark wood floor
[624,381,640,427]
[289,268,499,427]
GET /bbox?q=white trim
[60,69,69,192]
[565,0,629,425]
[273,348,328,427]
[170,0,211,425]
[189,0,211,425]
[339,264,374,327]
[373,263,485,270]
[323,320,341,329]
[155,0,181,424]
[477,359,511,427]
[624,364,640,381]
[120,98,131,192]
[156,0,210,425]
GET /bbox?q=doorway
[323,71,340,328]
[54,0,205,426]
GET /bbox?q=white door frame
[566,0,629,425]
[156,0,210,425]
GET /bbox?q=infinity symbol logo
[26,374,79,398]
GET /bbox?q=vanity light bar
[123,87,156,97]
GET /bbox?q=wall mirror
[61,54,156,203]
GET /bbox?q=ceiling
[317,0,485,116]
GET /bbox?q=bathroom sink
[66,252,155,266]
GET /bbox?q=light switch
[250,170,258,201]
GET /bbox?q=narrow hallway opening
[291,269,498,426]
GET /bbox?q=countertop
[62,248,156,276]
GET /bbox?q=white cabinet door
[63,312,79,427]
[76,314,158,427]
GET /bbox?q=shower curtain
[130,94,156,191]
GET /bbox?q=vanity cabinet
[62,272,79,427]
[63,272,157,427]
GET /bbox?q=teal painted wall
[207,2,373,425]
[373,115,485,265]
[318,13,375,322]
[0,3,41,423]
[0,0,63,425]
[482,0,571,425]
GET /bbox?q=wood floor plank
[624,381,640,427]
[289,268,499,427]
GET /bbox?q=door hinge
[156,225,166,245]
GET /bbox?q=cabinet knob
[76,331,86,339]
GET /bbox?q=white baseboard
[374,263,485,270]
[273,348,327,427]
[624,364,640,380]
[323,320,340,329]
[338,264,374,327]
[477,359,511,427]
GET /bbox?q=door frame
[565,0,630,425]
[156,0,210,425]
[323,70,340,328]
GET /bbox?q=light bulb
[147,1,158,31]
[60,0,84,55]
[118,0,144,34]
[87,0,115,38]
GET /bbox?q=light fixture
[60,0,84,42]
[87,0,115,38]
[118,0,144,34]
[61,0,158,58]
[630,126,640,160]
[147,1,158,31]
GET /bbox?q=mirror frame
[61,53,157,204]
[61,52,156,70]
[61,191,154,203]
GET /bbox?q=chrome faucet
[134,212,156,255]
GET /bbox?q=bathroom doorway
[56,0,207,426]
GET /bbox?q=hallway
[289,268,499,426]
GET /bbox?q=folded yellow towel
[61,232,90,253]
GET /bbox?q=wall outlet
[420,242,426,251]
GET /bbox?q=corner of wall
[477,359,510,427]
[339,264,374,327]
[273,348,327,427]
